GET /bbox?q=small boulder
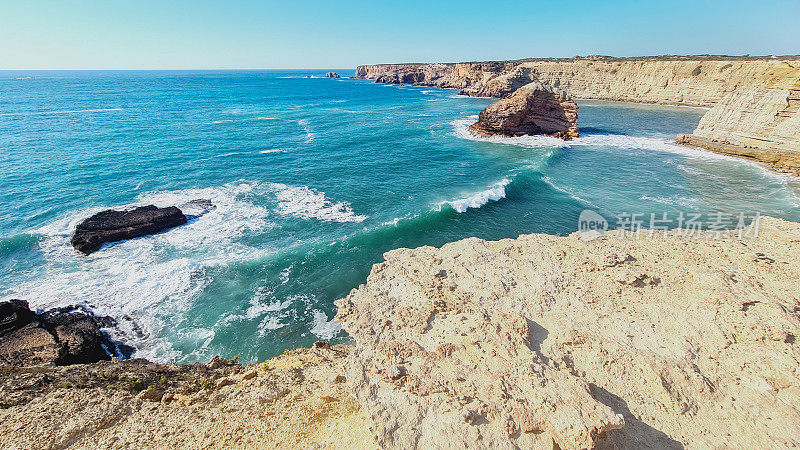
[71,205,187,255]
[469,81,579,139]
[0,299,35,337]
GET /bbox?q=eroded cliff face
[356,57,800,173]
[336,217,800,449]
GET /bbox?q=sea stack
[325,72,341,78]
[470,81,579,139]
[71,205,187,255]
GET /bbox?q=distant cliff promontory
[356,56,800,175]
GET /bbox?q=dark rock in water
[0,300,134,366]
[325,72,341,78]
[71,205,187,255]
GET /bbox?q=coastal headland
[356,55,800,175]
[3,217,799,448]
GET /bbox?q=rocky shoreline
[3,217,799,448]
[356,55,800,175]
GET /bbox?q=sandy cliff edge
[4,217,798,448]
[335,216,800,449]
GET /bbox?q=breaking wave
[272,183,367,223]
[2,180,365,361]
[438,178,512,213]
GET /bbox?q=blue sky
[1,0,798,69]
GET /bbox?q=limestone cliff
[3,218,800,448]
[356,57,800,174]
[337,216,800,449]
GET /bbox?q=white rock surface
[337,217,800,449]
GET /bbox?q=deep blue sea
[2,70,799,363]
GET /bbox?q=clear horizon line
[0,68,358,71]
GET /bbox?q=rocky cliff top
[3,218,800,448]
[336,216,800,448]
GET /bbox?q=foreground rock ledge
[469,81,579,139]
[0,345,375,449]
[336,217,800,448]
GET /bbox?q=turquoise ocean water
[2,70,799,363]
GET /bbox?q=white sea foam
[439,179,511,213]
[452,116,800,179]
[6,180,366,361]
[272,183,368,223]
[309,310,342,340]
[298,119,315,143]
[452,116,570,149]
[197,151,246,161]
[4,181,288,361]
[260,149,286,154]
[640,195,701,208]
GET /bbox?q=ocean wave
[438,178,511,213]
[3,180,367,361]
[452,116,570,148]
[298,119,315,143]
[0,233,40,257]
[272,183,367,223]
[452,117,799,178]
[639,194,701,208]
[541,176,599,208]
[260,149,286,154]
[197,151,247,161]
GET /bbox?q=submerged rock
[0,300,133,366]
[71,205,187,255]
[469,80,579,139]
[325,72,341,78]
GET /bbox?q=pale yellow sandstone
[357,57,800,173]
[337,217,800,449]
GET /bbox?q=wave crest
[439,179,511,213]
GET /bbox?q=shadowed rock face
[325,72,341,78]
[71,205,187,255]
[0,300,133,366]
[469,81,579,139]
